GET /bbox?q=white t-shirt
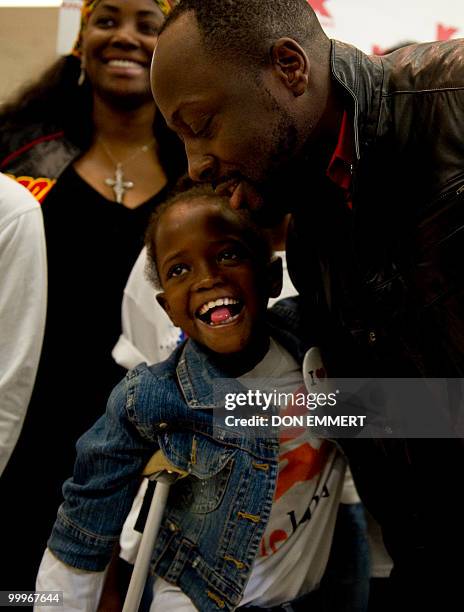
[0,173,47,476]
[238,338,345,606]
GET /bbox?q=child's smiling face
[155,198,279,355]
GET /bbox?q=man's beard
[249,120,307,228]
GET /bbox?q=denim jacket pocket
[159,431,236,513]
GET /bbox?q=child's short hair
[144,185,272,289]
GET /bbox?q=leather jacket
[288,38,464,378]
[287,39,464,605]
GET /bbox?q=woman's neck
[92,95,157,148]
[73,93,167,208]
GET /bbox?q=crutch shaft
[122,480,171,612]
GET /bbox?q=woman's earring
[78,59,86,87]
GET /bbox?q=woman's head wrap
[72,0,177,57]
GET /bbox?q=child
[37,186,366,611]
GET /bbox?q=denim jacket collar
[176,340,244,410]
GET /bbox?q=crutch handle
[142,449,189,480]
[122,450,188,612]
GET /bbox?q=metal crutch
[122,450,188,612]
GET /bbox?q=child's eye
[218,249,242,263]
[167,263,189,279]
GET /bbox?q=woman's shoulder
[0,122,45,161]
[0,122,79,182]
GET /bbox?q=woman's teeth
[108,59,142,68]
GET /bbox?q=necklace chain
[98,137,156,204]
[98,136,155,167]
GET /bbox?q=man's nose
[186,144,216,183]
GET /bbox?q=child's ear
[268,256,283,299]
[156,292,179,327]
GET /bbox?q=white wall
[310,0,462,53]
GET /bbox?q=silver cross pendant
[105,163,134,204]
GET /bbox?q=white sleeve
[0,176,47,476]
[119,478,148,564]
[112,247,162,368]
[35,548,105,612]
[151,577,198,611]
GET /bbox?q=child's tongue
[210,306,232,324]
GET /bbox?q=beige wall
[0,7,59,106]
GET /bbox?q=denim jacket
[48,299,312,611]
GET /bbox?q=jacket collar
[330,39,384,162]
[176,340,244,410]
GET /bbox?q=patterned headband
[72,0,177,57]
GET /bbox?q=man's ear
[270,38,309,97]
[268,256,283,299]
[156,292,178,326]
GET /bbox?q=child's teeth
[199,297,239,316]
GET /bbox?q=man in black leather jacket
[151,0,464,606]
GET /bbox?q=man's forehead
[154,11,204,71]
[152,12,209,110]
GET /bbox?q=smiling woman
[77,0,164,110]
[0,0,185,592]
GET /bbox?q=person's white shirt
[112,246,181,369]
[0,173,47,476]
